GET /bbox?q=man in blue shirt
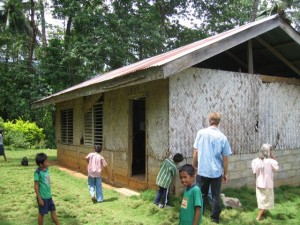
[192,112,232,224]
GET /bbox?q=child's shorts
[37,198,56,215]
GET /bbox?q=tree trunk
[39,0,47,45]
[64,16,73,50]
[250,0,260,22]
[28,0,36,68]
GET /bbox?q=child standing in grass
[34,153,60,225]
[0,130,7,162]
[251,144,279,221]
[179,164,202,225]
[86,145,109,203]
[154,153,183,208]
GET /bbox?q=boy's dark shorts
[0,145,5,156]
[37,198,56,215]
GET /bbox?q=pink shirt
[251,158,279,189]
[86,152,107,178]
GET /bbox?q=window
[84,101,103,146]
[61,109,73,144]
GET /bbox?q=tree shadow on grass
[0,220,13,225]
[104,197,118,202]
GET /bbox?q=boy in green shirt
[154,153,183,208]
[179,164,203,225]
[34,153,60,225]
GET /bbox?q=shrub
[4,130,30,149]
[3,118,46,149]
[0,117,4,130]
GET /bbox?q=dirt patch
[49,161,139,195]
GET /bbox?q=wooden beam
[256,37,300,77]
[248,40,254,74]
[259,74,300,85]
[254,40,296,54]
[278,18,300,45]
[162,16,279,78]
[225,50,247,70]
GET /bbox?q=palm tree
[0,0,32,34]
[0,0,46,67]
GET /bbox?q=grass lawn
[0,149,299,225]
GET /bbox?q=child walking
[251,144,279,221]
[179,164,202,225]
[86,145,108,203]
[154,153,183,208]
[34,153,60,225]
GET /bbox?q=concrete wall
[223,149,300,189]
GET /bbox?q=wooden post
[248,40,254,74]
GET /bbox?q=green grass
[1,149,300,225]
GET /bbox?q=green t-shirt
[179,184,203,225]
[34,168,52,199]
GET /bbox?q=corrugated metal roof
[32,15,300,108]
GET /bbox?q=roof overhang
[32,15,300,109]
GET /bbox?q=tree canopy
[0,0,299,147]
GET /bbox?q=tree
[251,0,260,21]
[257,0,300,31]
[192,0,253,34]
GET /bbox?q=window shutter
[93,102,103,145]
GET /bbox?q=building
[32,15,300,193]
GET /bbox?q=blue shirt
[193,127,232,178]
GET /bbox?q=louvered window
[93,102,103,145]
[84,101,103,146]
[61,109,73,144]
[84,110,93,145]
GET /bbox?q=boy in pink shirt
[86,145,109,203]
[251,144,279,221]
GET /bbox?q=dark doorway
[131,98,146,176]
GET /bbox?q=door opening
[131,98,146,176]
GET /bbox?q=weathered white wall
[169,67,260,156]
[259,83,300,149]
[169,67,300,156]
[169,67,300,188]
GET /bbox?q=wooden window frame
[60,109,74,144]
[84,101,103,146]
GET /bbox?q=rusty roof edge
[31,67,162,108]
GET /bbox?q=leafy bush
[4,130,30,149]
[0,117,4,130]
[3,118,46,149]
